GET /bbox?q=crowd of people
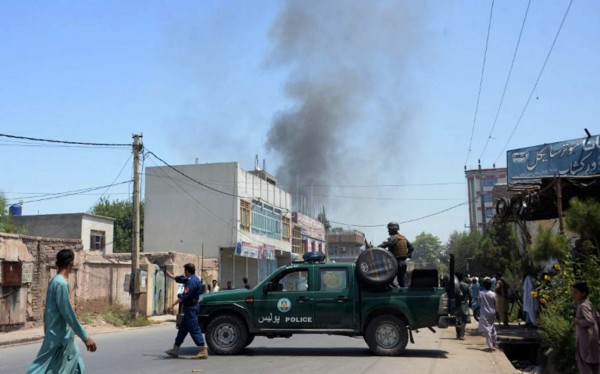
[451,271,599,373]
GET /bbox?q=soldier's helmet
[387,222,400,231]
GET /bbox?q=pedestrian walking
[212,279,220,292]
[455,273,471,340]
[478,277,497,352]
[572,282,599,374]
[27,249,97,374]
[165,263,208,359]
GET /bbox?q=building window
[319,269,348,291]
[282,217,291,241]
[251,201,282,240]
[292,225,302,254]
[483,178,498,187]
[240,200,251,232]
[90,230,106,251]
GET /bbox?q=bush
[100,304,151,328]
[536,257,600,373]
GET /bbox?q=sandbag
[355,248,398,287]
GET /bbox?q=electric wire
[0,132,131,147]
[494,0,574,164]
[479,0,532,161]
[10,181,132,204]
[329,197,478,228]
[464,0,495,167]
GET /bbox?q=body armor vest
[390,234,409,259]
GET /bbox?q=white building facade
[465,167,507,232]
[144,162,292,288]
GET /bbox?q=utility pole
[131,133,143,318]
[478,160,487,234]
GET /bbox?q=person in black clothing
[243,277,251,290]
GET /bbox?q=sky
[1,0,598,245]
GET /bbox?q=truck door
[253,267,314,329]
[313,267,356,329]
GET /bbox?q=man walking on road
[455,273,471,340]
[27,249,97,374]
[379,222,414,287]
[165,263,208,359]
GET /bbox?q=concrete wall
[0,233,83,332]
[11,213,114,255]
[144,163,293,257]
[12,214,83,241]
[144,162,239,258]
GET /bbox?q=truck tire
[245,334,255,348]
[205,314,248,355]
[364,315,409,356]
[355,248,398,287]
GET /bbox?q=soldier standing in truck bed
[379,222,415,287]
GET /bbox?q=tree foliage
[446,230,482,274]
[0,193,24,234]
[411,232,447,273]
[90,197,144,253]
[565,197,600,255]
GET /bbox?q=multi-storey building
[326,228,366,263]
[144,162,292,288]
[465,166,507,232]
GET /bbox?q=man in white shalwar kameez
[522,275,538,327]
[478,277,497,352]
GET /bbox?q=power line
[479,0,532,161]
[145,150,238,198]
[0,132,131,147]
[10,180,132,204]
[88,154,133,211]
[464,0,495,167]
[494,0,574,164]
[329,199,473,228]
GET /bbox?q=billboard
[507,135,600,185]
[292,212,326,241]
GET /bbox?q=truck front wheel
[364,315,409,356]
[205,314,248,355]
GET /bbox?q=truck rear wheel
[205,314,248,355]
[364,315,408,356]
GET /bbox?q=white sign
[22,263,34,284]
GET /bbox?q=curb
[0,336,45,348]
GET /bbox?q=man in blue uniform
[165,263,207,359]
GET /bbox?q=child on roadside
[479,277,497,352]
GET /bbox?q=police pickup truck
[198,251,453,356]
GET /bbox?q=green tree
[565,197,600,256]
[412,232,446,273]
[531,225,569,262]
[471,222,520,278]
[0,193,24,234]
[445,230,482,274]
[90,197,144,253]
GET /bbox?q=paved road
[1,323,515,374]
